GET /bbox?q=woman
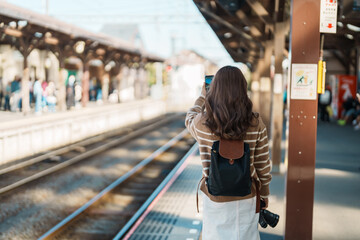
[185,66,272,240]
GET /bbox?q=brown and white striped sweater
[185,95,272,202]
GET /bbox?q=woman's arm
[185,84,206,141]
[253,119,272,208]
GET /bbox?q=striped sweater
[185,95,272,202]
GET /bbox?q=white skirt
[202,194,260,240]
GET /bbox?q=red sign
[337,75,357,118]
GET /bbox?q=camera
[258,200,279,228]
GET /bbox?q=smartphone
[205,75,214,92]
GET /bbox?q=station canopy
[194,0,360,72]
[0,1,163,63]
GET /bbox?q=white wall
[0,99,166,164]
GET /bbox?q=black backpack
[206,139,252,196]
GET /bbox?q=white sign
[274,74,283,94]
[291,64,318,100]
[320,0,338,33]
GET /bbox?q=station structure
[0,1,163,114]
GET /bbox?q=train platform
[120,121,360,240]
[0,99,166,165]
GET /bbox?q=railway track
[0,114,195,239]
[0,113,181,196]
[38,130,197,240]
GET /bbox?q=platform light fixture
[8,21,16,28]
[337,22,343,28]
[74,41,85,54]
[224,32,232,38]
[346,24,360,32]
[345,34,354,40]
[18,20,27,28]
[34,32,43,38]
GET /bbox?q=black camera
[258,200,279,228]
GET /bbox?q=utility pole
[285,0,320,239]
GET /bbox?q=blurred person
[46,81,57,112]
[337,96,359,126]
[318,84,332,122]
[41,80,48,111]
[89,77,96,101]
[185,66,271,240]
[4,82,11,111]
[33,78,43,114]
[10,76,21,112]
[66,75,76,110]
[351,93,360,130]
[29,78,34,107]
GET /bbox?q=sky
[5,0,235,66]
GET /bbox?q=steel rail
[0,114,181,195]
[0,113,177,176]
[114,142,199,240]
[38,128,189,240]
[0,128,131,176]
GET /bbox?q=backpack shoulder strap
[255,180,260,213]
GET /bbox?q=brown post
[271,22,286,173]
[251,70,261,113]
[58,60,67,111]
[81,64,90,107]
[259,41,273,133]
[285,0,320,239]
[115,64,125,103]
[21,55,30,114]
[138,64,148,99]
[102,70,110,102]
[134,66,141,100]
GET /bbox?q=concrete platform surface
[127,153,203,240]
[128,121,360,240]
[260,121,360,240]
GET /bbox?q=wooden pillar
[251,70,261,113]
[21,55,30,114]
[134,66,141,100]
[138,65,147,99]
[58,60,67,111]
[259,41,273,133]
[115,64,125,103]
[102,70,110,102]
[285,0,320,239]
[271,22,286,173]
[81,64,89,107]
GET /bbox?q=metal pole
[285,0,320,239]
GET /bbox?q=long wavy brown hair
[203,66,258,140]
